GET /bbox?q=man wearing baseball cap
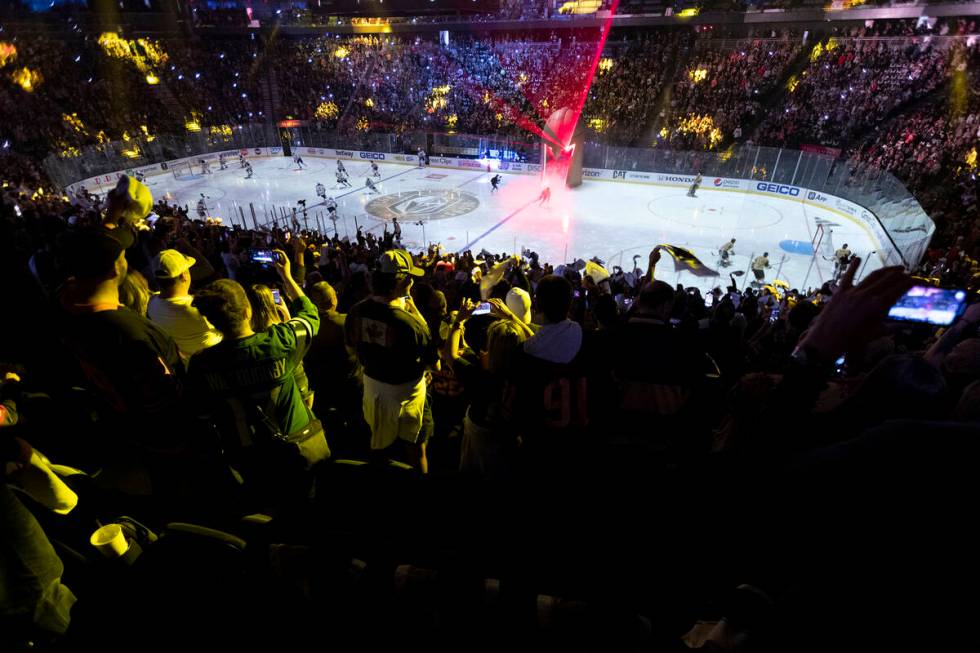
[345,249,438,472]
[147,249,223,362]
[56,228,184,449]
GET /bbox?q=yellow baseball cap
[153,249,196,280]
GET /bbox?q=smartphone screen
[251,249,275,265]
[887,286,967,326]
[472,302,492,316]
[272,289,282,305]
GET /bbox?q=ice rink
[149,156,883,293]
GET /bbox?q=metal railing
[43,127,933,267]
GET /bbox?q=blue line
[457,198,538,253]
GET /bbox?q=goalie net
[811,223,835,261]
[171,161,194,179]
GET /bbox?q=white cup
[90,523,130,558]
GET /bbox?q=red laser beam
[435,3,620,151]
[546,0,621,148]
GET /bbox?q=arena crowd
[1,9,979,652]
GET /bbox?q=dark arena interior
[1,1,980,651]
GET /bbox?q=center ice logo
[365,190,480,221]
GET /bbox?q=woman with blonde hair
[119,270,151,317]
[456,300,530,479]
[247,284,314,409]
[248,284,290,331]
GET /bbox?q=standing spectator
[506,275,590,474]
[57,228,183,446]
[345,250,439,472]
[189,250,328,504]
[457,301,531,479]
[147,249,223,363]
[118,270,152,318]
[305,281,366,457]
[607,280,715,452]
[522,275,582,365]
[51,227,228,500]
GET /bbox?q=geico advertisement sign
[359,152,386,160]
[756,182,800,196]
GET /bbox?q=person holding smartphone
[190,249,328,503]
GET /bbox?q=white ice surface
[149,156,883,293]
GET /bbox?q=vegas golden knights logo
[365,190,479,221]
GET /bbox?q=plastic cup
[90,523,130,558]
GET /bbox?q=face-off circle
[366,190,480,221]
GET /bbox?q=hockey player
[417,148,426,167]
[196,194,207,218]
[219,153,228,170]
[370,160,381,177]
[293,153,306,170]
[365,177,380,194]
[133,170,146,183]
[538,185,551,206]
[239,153,246,168]
[325,196,338,217]
[392,217,402,244]
[336,169,351,188]
[316,182,326,200]
[490,174,501,193]
[200,159,212,175]
[687,172,703,198]
[833,243,852,280]
[751,252,771,286]
[718,238,736,267]
[337,160,347,174]
[244,161,254,179]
